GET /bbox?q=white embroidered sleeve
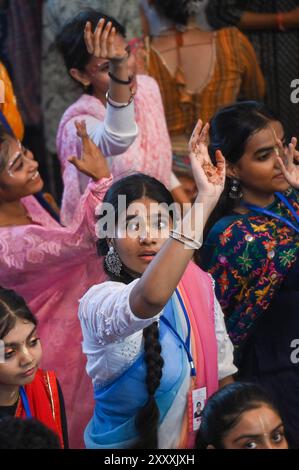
[78,279,161,346]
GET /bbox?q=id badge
[188,387,207,432]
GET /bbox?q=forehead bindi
[234,407,281,436]
[7,140,22,162]
[246,122,284,154]
[0,137,17,169]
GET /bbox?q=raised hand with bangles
[83,17,135,105]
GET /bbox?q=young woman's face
[0,137,43,201]
[113,196,173,275]
[83,34,137,99]
[231,120,290,196]
[0,319,42,387]
[222,405,288,449]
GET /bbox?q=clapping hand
[68,120,111,181]
[189,119,225,205]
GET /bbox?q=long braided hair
[97,173,175,448]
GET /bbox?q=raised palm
[189,120,225,201]
[276,137,299,189]
[84,19,128,62]
[68,121,111,181]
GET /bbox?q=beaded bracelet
[105,90,135,108]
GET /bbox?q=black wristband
[108,72,132,85]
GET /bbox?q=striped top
[146,27,265,155]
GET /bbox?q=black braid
[95,174,174,448]
[134,321,164,449]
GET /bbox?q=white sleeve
[86,102,138,156]
[214,296,238,380]
[78,279,161,346]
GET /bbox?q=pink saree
[0,177,112,448]
[57,75,173,225]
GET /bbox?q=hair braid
[134,321,164,448]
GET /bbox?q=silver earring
[229,178,243,199]
[105,246,122,276]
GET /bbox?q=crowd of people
[0,0,298,450]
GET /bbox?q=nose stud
[139,236,145,244]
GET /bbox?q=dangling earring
[229,178,243,199]
[105,246,122,276]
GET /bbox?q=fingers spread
[100,21,112,57]
[215,149,226,168]
[68,156,81,169]
[276,156,289,178]
[189,119,203,152]
[199,123,210,146]
[84,22,94,54]
[75,120,88,139]
[107,26,116,50]
[93,18,105,57]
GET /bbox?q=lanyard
[160,288,196,377]
[19,386,32,418]
[243,192,299,235]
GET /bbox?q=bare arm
[238,7,299,30]
[171,185,191,206]
[130,121,226,319]
[238,11,278,30]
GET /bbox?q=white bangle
[169,230,202,250]
[105,90,135,108]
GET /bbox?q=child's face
[0,319,42,387]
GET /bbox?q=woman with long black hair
[200,101,299,447]
[78,121,237,449]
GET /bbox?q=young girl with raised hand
[78,120,237,449]
[0,287,68,448]
[57,9,187,226]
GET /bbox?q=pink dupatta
[178,261,219,448]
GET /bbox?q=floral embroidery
[237,252,252,272]
[279,249,297,268]
[202,190,299,353]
